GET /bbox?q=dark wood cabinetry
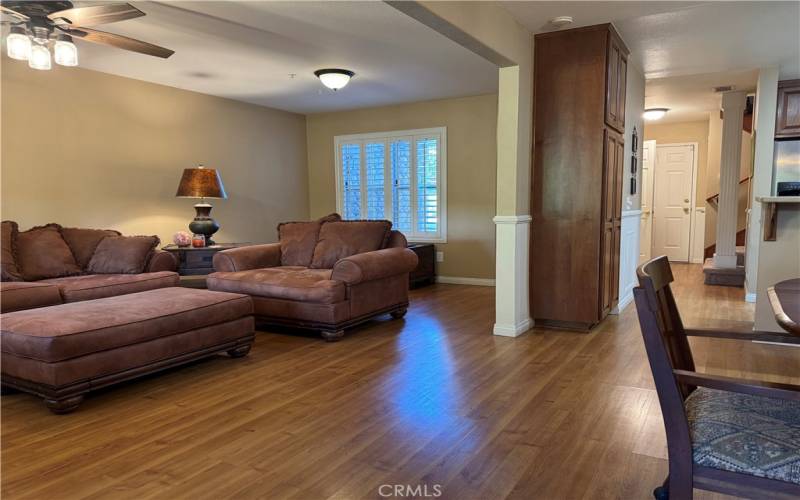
[605,33,628,133]
[531,24,629,330]
[776,79,800,139]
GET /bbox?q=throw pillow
[277,213,343,267]
[1,221,24,281]
[310,220,392,269]
[15,224,82,281]
[87,235,160,274]
[61,227,122,269]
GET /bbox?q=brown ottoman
[1,287,254,413]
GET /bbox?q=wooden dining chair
[634,255,800,500]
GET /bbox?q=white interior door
[639,140,656,264]
[652,144,695,262]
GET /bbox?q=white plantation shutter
[365,142,385,219]
[340,143,361,220]
[335,128,446,242]
[415,136,439,235]
[391,139,412,232]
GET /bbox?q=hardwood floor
[2,264,798,499]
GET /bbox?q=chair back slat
[637,256,695,382]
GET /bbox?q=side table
[162,243,249,288]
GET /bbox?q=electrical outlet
[436,251,444,262]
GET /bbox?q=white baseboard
[436,276,496,286]
[493,317,532,337]
[610,290,634,315]
[745,292,757,303]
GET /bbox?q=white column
[745,68,779,301]
[714,91,747,268]
[493,216,532,336]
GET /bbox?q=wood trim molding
[436,276,495,286]
[493,215,532,224]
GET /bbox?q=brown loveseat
[1,222,178,313]
[207,215,418,341]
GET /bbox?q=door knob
[684,198,690,203]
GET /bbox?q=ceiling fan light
[54,35,78,67]
[28,42,51,71]
[6,27,31,61]
[643,108,669,121]
[314,69,354,91]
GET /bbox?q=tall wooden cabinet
[531,24,629,330]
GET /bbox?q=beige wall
[644,120,710,204]
[306,94,498,279]
[623,61,646,211]
[1,59,308,245]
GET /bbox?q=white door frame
[640,139,656,263]
[651,142,703,263]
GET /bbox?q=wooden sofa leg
[44,395,84,414]
[390,307,408,319]
[227,343,252,358]
[321,330,345,342]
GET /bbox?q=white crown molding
[436,276,496,286]
[493,215,532,224]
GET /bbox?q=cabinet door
[605,42,620,131]
[776,80,800,138]
[617,53,627,132]
[600,129,617,316]
[611,136,624,305]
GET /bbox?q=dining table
[767,278,800,336]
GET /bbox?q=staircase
[702,246,745,286]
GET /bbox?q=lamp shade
[175,167,227,199]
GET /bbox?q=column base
[493,318,533,337]
[493,215,532,337]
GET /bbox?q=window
[334,127,447,242]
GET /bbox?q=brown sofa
[1,222,179,313]
[207,215,418,341]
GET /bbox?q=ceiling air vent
[713,85,735,93]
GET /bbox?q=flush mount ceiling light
[314,68,355,91]
[549,16,574,28]
[643,108,669,121]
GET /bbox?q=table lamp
[175,164,227,245]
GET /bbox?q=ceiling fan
[1,1,173,70]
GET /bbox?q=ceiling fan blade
[66,27,174,59]
[48,3,143,26]
[0,5,28,21]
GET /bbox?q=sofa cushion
[1,221,24,282]
[87,235,160,274]
[278,213,342,267]
[0,287,253,363]
[0,281,63,313]
[60,227,121,269]
[687,387,800,485]
[310,220,392,269]
[41,271,179,303]
[207,267,345,304]
[15,224,81,281]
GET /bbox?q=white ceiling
[645,69,758,123]
[504,1,800,124]
[33,1,498,114]
[4,1,797,122]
